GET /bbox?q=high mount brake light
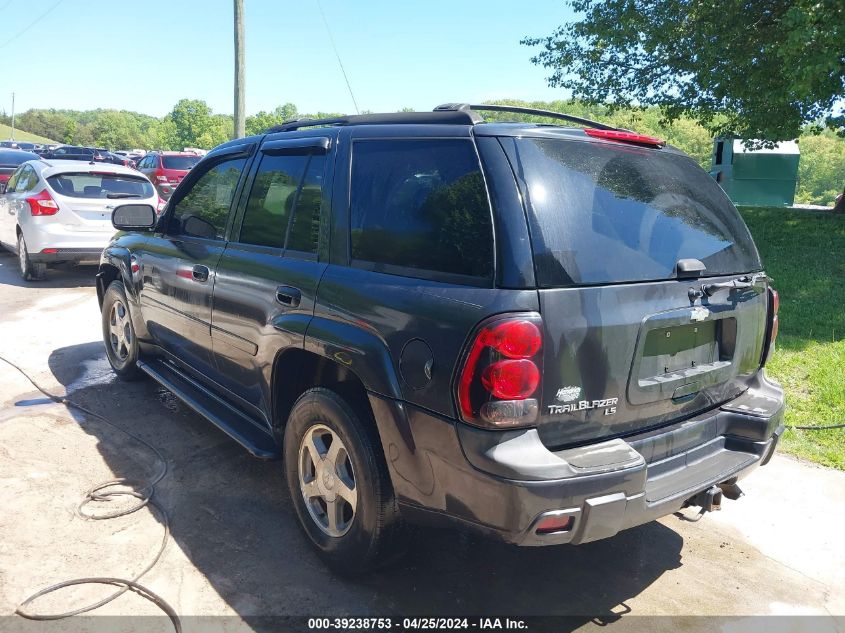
[458,316,543,428]
[584,128,665,147]
[27,189,59,216]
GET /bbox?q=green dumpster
[710,138,799,206]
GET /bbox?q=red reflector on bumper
[41,248,58,254]
[535,514,575,534]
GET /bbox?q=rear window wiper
[106,193,142,199]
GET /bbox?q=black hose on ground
[0,354,180,633]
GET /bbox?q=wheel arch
[96,247,134,307]
[271,347,376,440]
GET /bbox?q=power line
[315,0,360,114]
[0,0,64,50]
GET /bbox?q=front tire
[101,280,143,380]
[284,388,403,573]
[17,233,46,281]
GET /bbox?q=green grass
[0,123,55,144]
[739,206,845,468]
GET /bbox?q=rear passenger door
[5,165,39,235]
[313,128,540,418]
[137,144,253,380]
[210,135,334,426]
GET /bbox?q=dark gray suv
[97,104,784,572]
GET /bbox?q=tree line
[0,98,842,206]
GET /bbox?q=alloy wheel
[108,300,132,361]
[298,424,358,537]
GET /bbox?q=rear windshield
[162,155,200,170]
[0,150,38,166]
[508,138,761,286]
[48,173,154,199]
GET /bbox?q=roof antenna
[315,0,360,114]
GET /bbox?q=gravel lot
[0,251,843,632]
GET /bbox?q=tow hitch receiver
[690,485,723,512]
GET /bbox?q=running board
[137,359,280,460]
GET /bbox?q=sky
[0,0,576,118]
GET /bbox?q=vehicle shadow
[0,250,97,289]
[35,341,684,625]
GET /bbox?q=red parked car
[136,151,202,200]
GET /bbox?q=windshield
[508,137,761,286]
[48,173,155,199]
[162,155,200,170]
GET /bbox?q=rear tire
[284,388,404,574]
[101,280,143,381]
[17,233,46,281]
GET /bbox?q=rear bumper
[372,371,784,546]
[20,222,111,262]
[29,248,103,263]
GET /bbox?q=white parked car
[0,160,163,280]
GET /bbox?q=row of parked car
[0,143,203,280]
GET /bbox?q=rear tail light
[457,314,543,428]
[584,128,665,147]
[27,189,59,216]
[762,287,779,365]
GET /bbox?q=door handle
[192,265,210,282]
[276,286,301,308]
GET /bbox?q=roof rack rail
[267,116,350,133]
[434,103,619,131]
[266,109,482,133]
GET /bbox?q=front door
[137,148,253,380]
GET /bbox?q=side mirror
[112,204,157,231]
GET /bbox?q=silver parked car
[0,160,163,280]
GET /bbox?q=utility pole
[10,92,15,141]
[233,0,245,139]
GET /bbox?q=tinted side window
[239,154,305,249]
[169,157,246,240]
[287,154,325,253]
[239,152,325,253]
[15,166,37,193]
[350,139,493,279]
[6,167,23,192]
